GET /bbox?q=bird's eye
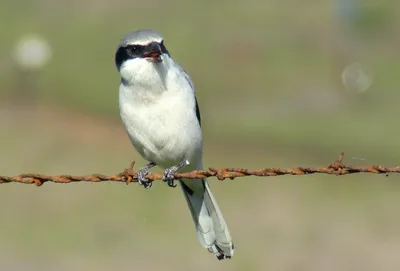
[128,45,140,55]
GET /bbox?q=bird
[115,29,234,260]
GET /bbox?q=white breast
[118,55,203,170]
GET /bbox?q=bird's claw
[162,160,190,188]
[138,168,152,189]
[162,168,178,188]
[137,162,156,189]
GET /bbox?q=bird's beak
[143,42,162,63]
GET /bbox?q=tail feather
[179,179,234,260]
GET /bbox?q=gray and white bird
[115,29,234,260]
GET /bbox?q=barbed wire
[0,153,399,186]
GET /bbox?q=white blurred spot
[13,34,52,70]
[341,62,373,93]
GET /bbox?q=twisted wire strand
[0,153,398,186]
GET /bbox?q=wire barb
[0,153,398,186]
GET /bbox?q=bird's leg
[137,162,156,189]
[162,160,190,188]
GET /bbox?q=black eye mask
[115,42,169,70]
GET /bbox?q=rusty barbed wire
[0,153,399,186]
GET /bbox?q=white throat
[120,54,170,90]
[119,54,184,105]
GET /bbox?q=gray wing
[178,64,201,126]
[195,97,201,126]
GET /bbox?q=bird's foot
[137,162,156,189]
[162,160,190,188]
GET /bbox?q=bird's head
[115,29,170,84]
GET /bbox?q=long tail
[179,178,234,260]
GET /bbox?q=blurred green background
[1,0,400,270]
